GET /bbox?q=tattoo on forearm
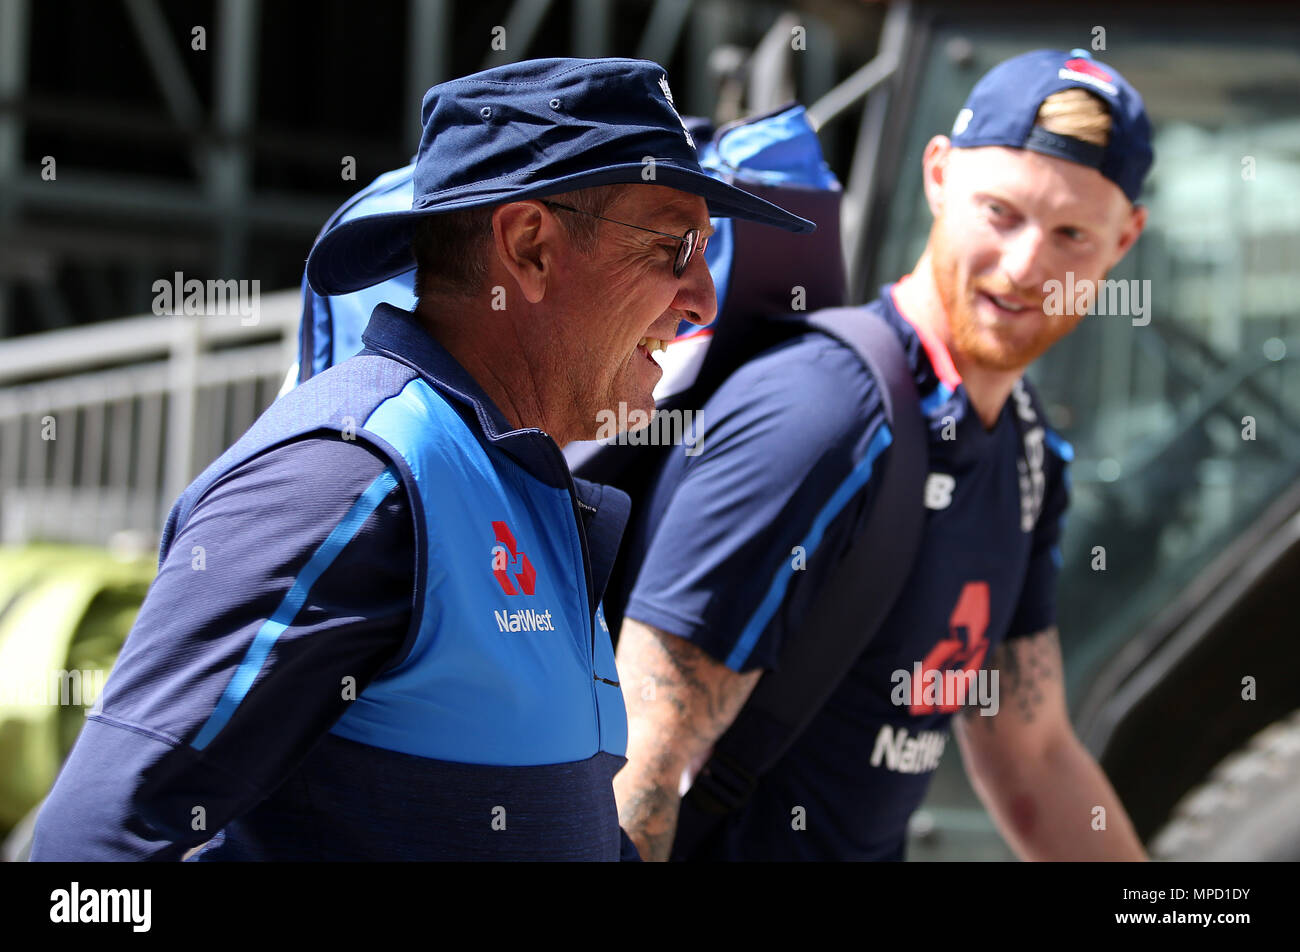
[962,627,1060,729]
[618,763,680,861]
[647,629,758,742]
[616,623,761,861]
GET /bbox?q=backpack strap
[670,305,928,860]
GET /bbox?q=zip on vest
[551,450,603,744]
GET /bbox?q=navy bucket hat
[308,57,815,296]
[949,48,1154,203]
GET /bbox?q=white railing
[0,290,300,547]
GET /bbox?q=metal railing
[0,290,299,547]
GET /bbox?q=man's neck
[893,252,1022,431]
[416,298,562,443]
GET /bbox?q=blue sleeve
[1006,429,1072,639]
[30,436,416,861]
[623,334,890,672]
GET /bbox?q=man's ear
[492,201,554,304]
[1110,202,1148,268]
[921,135,952,220]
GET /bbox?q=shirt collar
[881,276,965,389]
[877,282,1019,442]
[875,281,946,399]
[360,302,574,488]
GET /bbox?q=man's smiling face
[926,142,1145,372]
[549,184,716,440]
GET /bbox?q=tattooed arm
[954,627,1147,860]
[612,618,763,861]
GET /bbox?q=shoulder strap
[671,305,928,860]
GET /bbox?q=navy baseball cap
[949,49,1153,203]
[308,58,815,296]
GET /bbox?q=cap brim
[307,161,815,296]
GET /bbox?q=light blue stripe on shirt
[725,424,893,670]
[920,381,952,415]
[191,466,400,751]
[1045,429,1075,461]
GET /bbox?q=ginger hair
[1034,88,1111,147]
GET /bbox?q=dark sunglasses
[541,201,708,278]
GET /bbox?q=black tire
[1150,709,1300,861]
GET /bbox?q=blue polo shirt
[32,304,639,861]
[618,281,1072,861]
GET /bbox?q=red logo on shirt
[909,581,990,714]
[491,521,536,596]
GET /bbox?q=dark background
[0,0,883,338]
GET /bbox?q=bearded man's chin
[954,322,1052,373]
[975,345,1037,373]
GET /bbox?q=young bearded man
[613,49,1154,861]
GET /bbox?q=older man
[30,57,810,861]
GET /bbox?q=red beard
[929,221,1083,372]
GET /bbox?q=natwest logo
[494,608,555,632]
[490,520,536,595]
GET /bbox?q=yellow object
[0,545,155,832]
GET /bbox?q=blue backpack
[296,164,417,384]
